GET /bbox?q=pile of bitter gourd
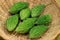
[6,2,52,39]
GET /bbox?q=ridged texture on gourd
[20,8,31,20]
[29,25,48,38]
[15,18,37,33]
[37,14,52,25]
[9,2,29,14]
[6,14,18,31]
[31,4,46,17]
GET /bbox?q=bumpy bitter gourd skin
[6,14,18,31]
[29,25,48,38]
[20,8,31,20]
[31,4,46,17]
[15,18,37,33]
[9,2,29,14]
[37,14,52,25]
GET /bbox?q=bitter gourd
[6,14,18,31]
[29,25,48,38]
[36,14,52,25]
[15,18,37,33]
[20,8,31,20]
[31,4,46,17]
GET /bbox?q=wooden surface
[0,0,60,40]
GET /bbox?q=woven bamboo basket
[0,0,60,40]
